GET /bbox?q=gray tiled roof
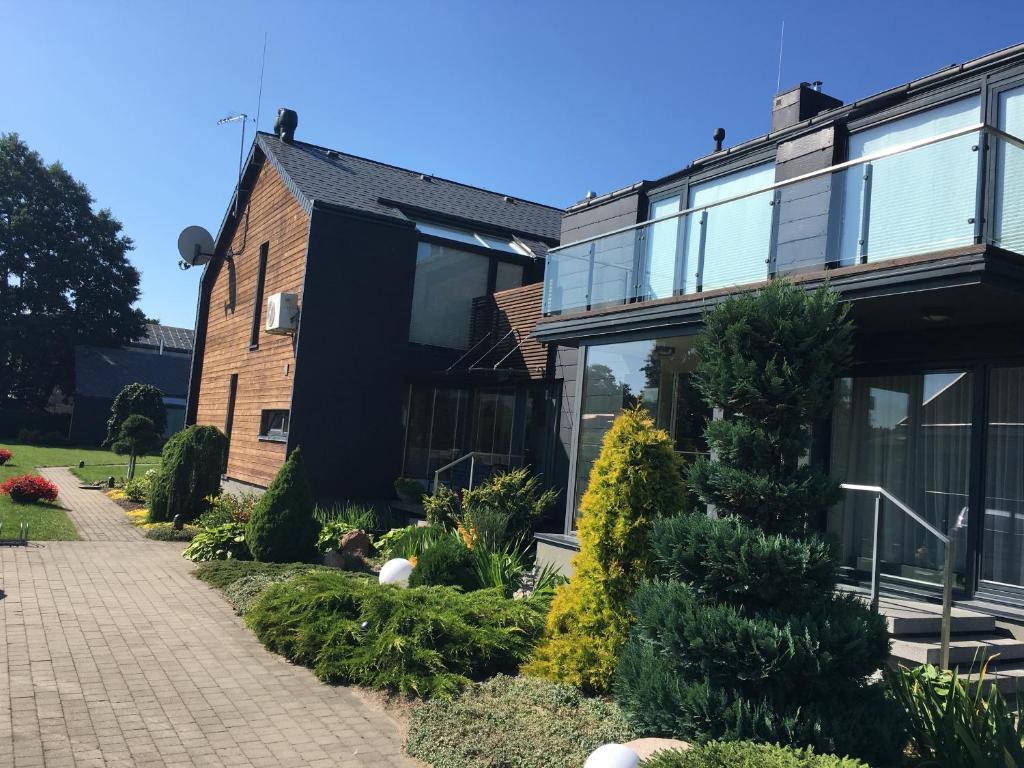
[257,133,562,244]
[133,324,195,353]
[74,345,191,400]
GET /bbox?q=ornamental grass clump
[523,406,686,693]
[245,570,547,698]
[406,674,635,768]
[614,282,904,767]
[245,446,318,563]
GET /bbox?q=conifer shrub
[408,534,480,591]
[245,570,547,697]
[642,741,869,768]
[245,446,318,563]
[523,406,685,693]
[148,425,227,522]
[615,283,904,767]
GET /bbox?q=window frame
[249,242,269,351]
[258,409,290,443]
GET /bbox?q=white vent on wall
[265,292,299,335]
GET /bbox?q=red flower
[0,449,12,466]
[0,475,59,504]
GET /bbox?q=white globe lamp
[378,558,414,586]
[584,744,639,768]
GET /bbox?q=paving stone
[0,468,418,766]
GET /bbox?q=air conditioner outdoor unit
[265,292,299,335]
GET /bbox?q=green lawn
[0,441,158,541]
[70,463,159,485]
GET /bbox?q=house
[534,41,1024,617]
[68,323,194,445]
[186,110,568,507]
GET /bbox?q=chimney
[274,108,298,143]
[771,82,842,133]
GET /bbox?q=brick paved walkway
[0,469,416,768]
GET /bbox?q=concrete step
[891,632,1024,666]
[877,596,996,636]
[959,661,1024,696]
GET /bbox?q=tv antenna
[775,21,785,95]
[217,112,250,218]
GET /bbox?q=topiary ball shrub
[148,425,227,523]
[105,382,167,447]
[245,570,547,698]
[408,534,479,591]
[245,446,318,563]
[406,674,635,768]
[0,474,59,503]
[642,741,869,768]
[524,406,686,693]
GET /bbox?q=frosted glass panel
[995,85,1024,254]
[839,97,980,264]
[409,242,489,349]
[645,195,681,299]
[683,163,775,292]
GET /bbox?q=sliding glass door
[981,366,1024,588]
[829,372,972,587]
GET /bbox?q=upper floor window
[409,242,490,349]
[414,219,529,255]
[258,409,289,442]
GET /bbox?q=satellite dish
[177,225,215,268]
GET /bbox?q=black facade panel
[288,207,419,502]
[561,193,643,244]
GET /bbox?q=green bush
[406,674,635,768]
[245,570,547,697]
[642,741,868,768]
[524,407,686,693]
[887,661,1024,767]
[314,502,377,553]
[408,535,479,591]
[423,484,460,528]
[197,492,257,527]
[375,524,447,560]
[395,476,427,501]
[182,523,250,562]
[223,566,323,615]
[148,425,227,523]
[121,468,157,503]
[460,467,558,545]
[144,523,198,541]
[650,513,839,614]
[245,447,318,563]
[105,382,167,447]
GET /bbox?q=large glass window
[573,335,708,525]
[994,84,1024,254]
[473,388,516,463]
[402,384,468,480]
[409,242,489,349]
[681,163,776,293]
[837,97,980,265]
[495,261,524,293]
[829,372,972,586]
[982,366,1024,587]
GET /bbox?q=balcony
[542,124,1024,316]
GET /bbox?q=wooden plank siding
[469,282,548,378]
[193,161,309,487]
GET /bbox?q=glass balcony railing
[542,124,1024,316]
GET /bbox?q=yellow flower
[408,556,418,567]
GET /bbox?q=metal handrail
[433,452,481,493]
[549,122,1000,255]
[840,483,968,670]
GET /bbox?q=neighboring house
[70,323,195,445]
[534,42,1024,611]
[186,110,567,505]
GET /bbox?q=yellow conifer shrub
[523,406,686,693]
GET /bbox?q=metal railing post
[870,492,882,612]
[468,455,476,491]
[941,535,955,669]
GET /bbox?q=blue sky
[5,1,1024,328]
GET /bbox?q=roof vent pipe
[811,80,823,92]
[274,108,298,143]
[713,127,726,152]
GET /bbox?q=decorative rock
[584,743,639,768]
[378,557,414,586]
[340,529,371,557]
[624,738,691,761]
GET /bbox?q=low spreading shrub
[1,474,59,503]
[406,674,635,768]
[183,523,250,562]
[121,468,157,503]
[194,559,312,590]
[197,492,257,527]
[246,447,318,563]
[144,523,199,541]
[0,448,12,465]
[642,742,868,768]
[887,660,1024,767]
[223,565,324,615]
[408,535,479,591]
[246,570,547,697]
